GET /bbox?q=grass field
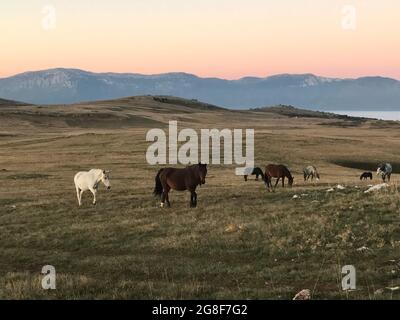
[0,96,399,299]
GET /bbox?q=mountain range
[1,68,400,110]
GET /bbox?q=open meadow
[0,96,399,299]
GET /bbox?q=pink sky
[1,0,399,79]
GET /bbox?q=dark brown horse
[265,164,294,190]
[360,172,373,180]
[153,163,208,208]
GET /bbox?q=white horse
[377,163,392,182]
[303,165,320,182]
[74,169,111,206]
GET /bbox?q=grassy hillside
[0,98,28,107]
[0,96,399,299]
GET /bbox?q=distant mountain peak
[0,68,399,110]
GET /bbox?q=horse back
[160,167,198,190]
[265,164,291,178]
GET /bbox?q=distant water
[329,110,400,121]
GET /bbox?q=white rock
[293,289,311,300]
[364,183,389,194]
[386,286,400,292]
[336,185,346,190]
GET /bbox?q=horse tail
[153,169,164,197]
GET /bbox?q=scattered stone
[224,224,243,233]
[364,183,389,194]
[385,286,400,292]
[336,185,346,190]
[374,289,384,295]
[356,246,369,252]
[327,188,334,192]
[293,289,311,300]
[292,195,300,199]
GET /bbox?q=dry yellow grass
[0,96,399,299]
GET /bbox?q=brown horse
[265,164,294,190]
[153,163,208,208]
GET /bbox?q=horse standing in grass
[303,165,320,182]
[360,172,373,180]
[243,167,265,182]
[74,169,111,206]
[377,163,392,182]
[153,163,208,208]
[265,164,294,190]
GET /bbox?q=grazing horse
[377,163,392,182]
[360,172,373,180]
[74,169,111,206]
[153,163,208,208]
[265,164,294,190]
[243,167,265,182]
[303,165,320,182]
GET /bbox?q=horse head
[288,175,294,187]
[101,170,112,190]
[377,164,385,176]
[198,162,208,185]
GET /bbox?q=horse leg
[274,177,280,188]
[244,175,248,182]
[388,174,391,182]
[76,187,82,206]
[160,180,171,208]
[89,188,97,205]
[165,187,171,208]
[189,189,197,208]
[190,192,195,208]
[160,191,167,208]
[79,190,84,205]
[192,191,198,208]
[282,177,285,188]
[255,173,259,181]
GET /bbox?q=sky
[0,0,399,79]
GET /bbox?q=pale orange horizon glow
[1,0,399,79]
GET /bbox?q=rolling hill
[0,98,28,106]
[1,68,400,110]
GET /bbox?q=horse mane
[253,167,265,180]
[186,163,206,185]
[282,166,293,180]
